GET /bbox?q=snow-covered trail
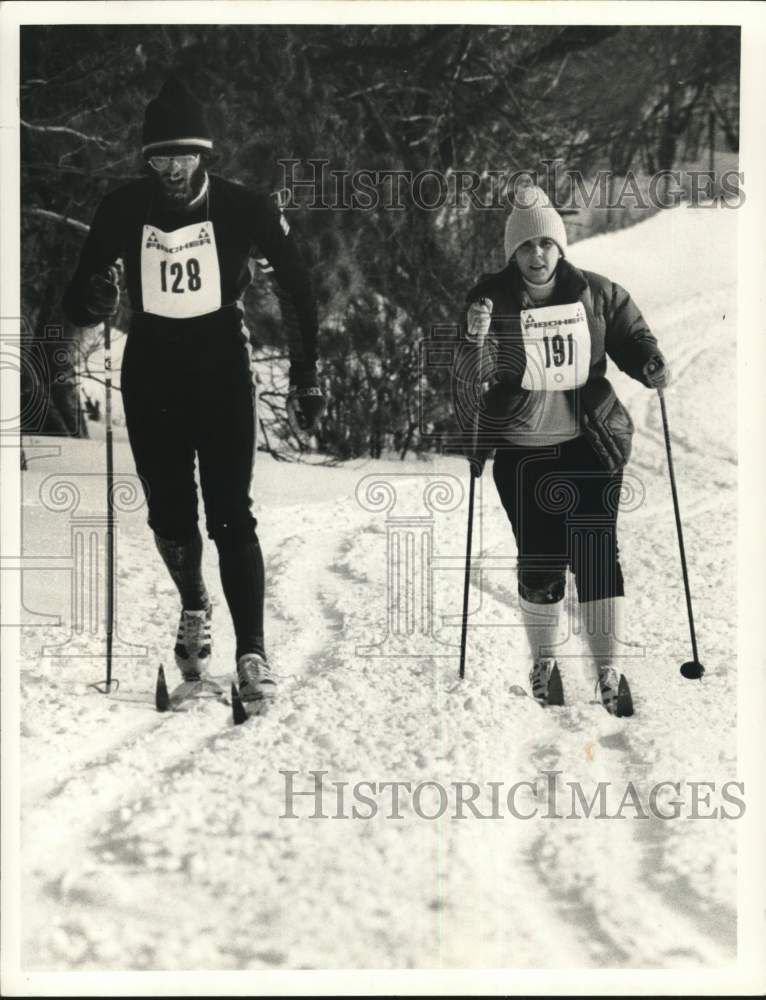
[18,206,739,971]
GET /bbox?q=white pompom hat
[504,185,568,262]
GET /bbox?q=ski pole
[656,386,705,679]
[104,311,115,690]
[90,270,120,694]
[459,298,492,679]
[459,472,477,680]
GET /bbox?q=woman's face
[514,238,561,284]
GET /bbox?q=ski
[509,667,634,717]
[546,663,565,706]
[230,682,272,725]
[615,675,634,718]
[525,660,565,708]
[509,682,562,709]
[154,666,272,724]
[155,665,228,713]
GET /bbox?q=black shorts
[492,435,625,604]
[121,318,257,544]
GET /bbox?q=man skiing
[63,78,323,706]
[461,185,669,717]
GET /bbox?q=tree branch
[21,119,115,148]
[25,207,90,233]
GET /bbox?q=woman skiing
[462,185,669,716]
[63,78,323,707]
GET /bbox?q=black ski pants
[121,318,257,545]
[492,435,625,604]
[121,316,266,659]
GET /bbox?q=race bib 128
[140,222,222,319]
[519,302,591,391]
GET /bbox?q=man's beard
[155,163,205,210]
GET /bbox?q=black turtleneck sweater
[62,173,318,374]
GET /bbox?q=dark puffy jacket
[463,258,663,470]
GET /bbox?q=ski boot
[236,652,277,705]
[529,657,564,706]
[596,666,634,717]
[174,605,212,682]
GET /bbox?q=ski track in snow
[18,207,738,971]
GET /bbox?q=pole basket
[680,660,705,680]
[89,678,120,694]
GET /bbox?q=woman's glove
[642,353,671,389]
[466,297,493,340]
[85,269,120,319]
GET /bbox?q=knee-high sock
[154,530,209,611]
[519,596,565,663]
[579,596,626,674]
[215,536,266,661]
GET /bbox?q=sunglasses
[148,153,201,171]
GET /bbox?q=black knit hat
[142,77,213,156]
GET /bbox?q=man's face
[148,152,202,206]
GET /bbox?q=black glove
[85,269,120,320]
[288,363,325,431]
[642,353,671,389]
[288,385,325,431]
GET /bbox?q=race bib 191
[519,302,591,391]
[140,222,222,319]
